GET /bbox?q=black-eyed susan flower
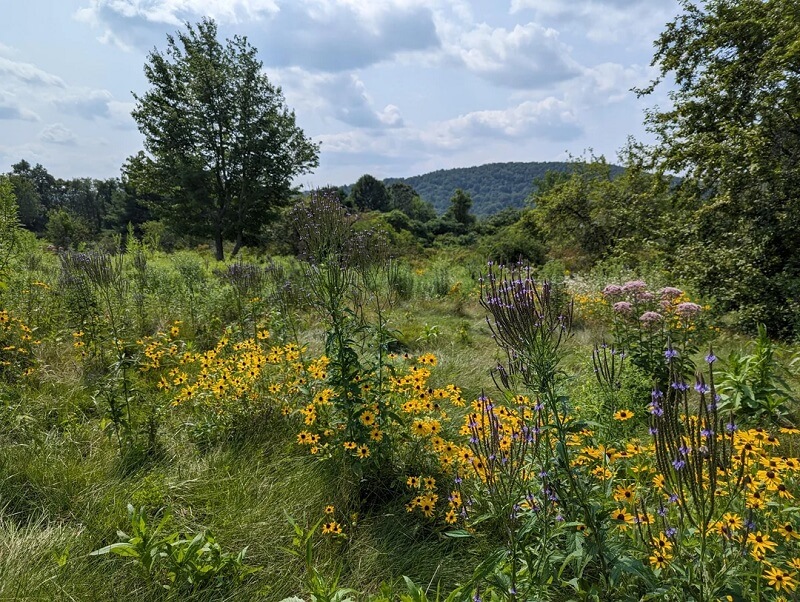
[420,495,436,518]
[356,445,370,459]
[777,523,800,540]
[343,441,357,450]
[359,410,376,426]
[649,550,671,570]
[614,409,634,421]
[407,476,420,488]
[613,485,635,504]
[764,567,797,592]
[612,508,634,527]
[321,521,343,536]
[324,505,335,515]
[748,531,778,556]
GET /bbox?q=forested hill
[382,161,576,216]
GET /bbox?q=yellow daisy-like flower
[297,431,313,445]
[419,495,436,518]
[360,410,376,426]
[343,441,357,450]
[777,523,800,540]
[764,567,797,592]
[614,409,634,421]
[722,512,743,531]
[324,505,335,515]
[653,533,673,552]
[356,445,370,459]
[649,550,671,570]
[748,531,778,556]
[423,476,436,490]
[321,521,343,536]
[613,485,635,504]
[407,476,421,488]
[612,508,635,527]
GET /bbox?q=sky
[0,0,681,188]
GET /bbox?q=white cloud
[40,123,78,145]
[0,93,39,121]
[271,68,404,128]
[451,22,581,88]
[53,89,114,119]
[0,57,66,88]
[422,97,581,148]
[77,0,441,69]
[510,0,680,44]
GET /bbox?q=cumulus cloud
[53,89,114,119]
[271,68,404,129]
[40,123,78,145]
[422,98,582,148]
[77,0,440,70]
[510,0,680,44]
[0,94,39,121]
[450,22,581,88]
[316,97,581,162]
[564,62,654,107]
[0,57,66,88]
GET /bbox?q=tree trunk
[214,223,224,261]
[231,231,243,257]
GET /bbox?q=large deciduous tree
[126,18,319,260]
[639,0,800,335]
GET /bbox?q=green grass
[2,246,799,601]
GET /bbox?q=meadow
[1,194,800,602]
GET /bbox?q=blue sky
[0,0,679,187]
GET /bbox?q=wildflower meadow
[0,189,799,602]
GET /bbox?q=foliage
[384,161,582,216]
[444,189,475,227]
[350,175,390,213]
[0,175,20,283]
[639,0,800,337]
[716,325,796,423]
[126,18,319,260]
[90,504,258,591]
[530,153,677,271]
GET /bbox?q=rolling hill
[382,161,576,216]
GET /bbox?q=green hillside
[382,161,577,216]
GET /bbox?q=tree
[126,18,319,260]
[446,188,475,226]
[639,0,800,335]
[530,153,678,271]
[349,174,390,212]
[0,176,20,276]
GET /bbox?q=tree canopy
[639,0,800,335]
[126,18,319,260]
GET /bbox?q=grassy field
[1,235,799,602]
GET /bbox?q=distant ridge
[383,161,577,216]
